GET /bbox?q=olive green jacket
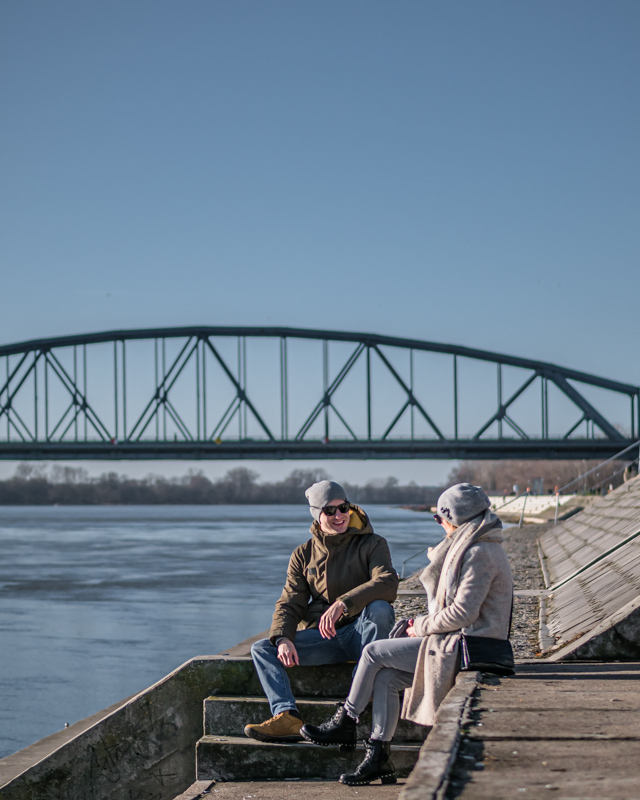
[269,505,399,644]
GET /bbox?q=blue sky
[1,1,638,485]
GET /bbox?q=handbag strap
[459,591,515,641]
[508,592,514,639]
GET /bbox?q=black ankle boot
[339,738,397,786]
[300,703,357,751]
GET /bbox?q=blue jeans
[251,600,395,716]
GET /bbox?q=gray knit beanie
[437,483,490,527]
[305,480,349,521]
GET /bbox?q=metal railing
[490,489,535,528]
[400,440,640,580]
[552,438,640,524]
[400,545,432,579]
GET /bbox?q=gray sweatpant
[344,636,422,741]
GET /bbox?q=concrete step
[195,736,421,782]
[204,695,429,743]
[204,659,355,698]
[170,781,215,800]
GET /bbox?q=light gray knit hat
[305,480,349,521]
[437,483,490,527]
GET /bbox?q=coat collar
[310,504,373,546]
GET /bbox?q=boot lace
[351,740,376,776]
[317,703,345,731]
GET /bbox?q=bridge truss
[0,327,638,460]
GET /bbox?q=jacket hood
[310,504,373,545]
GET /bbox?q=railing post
[554,492,560,526]
[518,492,528,528]
[400,545,431,580]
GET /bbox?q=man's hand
[319,600,346,639]
[277,638,299,667]
[406,619,417,637]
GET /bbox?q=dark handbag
[460,634,515,676]
[459,593,515,676]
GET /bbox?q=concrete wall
[547,596,640,662]
[0,655,356,800]
[0,656,261,800]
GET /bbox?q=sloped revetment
[539,474,640,660]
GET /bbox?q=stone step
[204,696,428,743]
[195,736,421,782]
[205,658,355,698]
[170,780,215,800]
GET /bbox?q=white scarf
[434,508,503,613]
[402,508,503,727]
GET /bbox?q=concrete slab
[198,779,406,799]
[539,475,640,588]
[449,740,640,799]
[444,662,640,799]
[196,737,420,782]
[399,672,479,800]
[217,632,269,658]
[471,708,640,738]
[172,781,215,800]
[204,697,428,743]
[476,690,640,710]
[544,548,640,658]
[531,476,640,659]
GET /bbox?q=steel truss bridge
[0,326,638,461]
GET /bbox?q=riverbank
[0,518,596,800]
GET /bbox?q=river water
[0,504,441,759]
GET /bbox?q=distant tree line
[3,457,632,505]
[447,459,636,495]
[0,464,442,506]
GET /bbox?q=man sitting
[244,480,398,742]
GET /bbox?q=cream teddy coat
[401,509,513,726]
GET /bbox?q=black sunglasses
[433,514,443,524]
[322,502,350,517]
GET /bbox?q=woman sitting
[300,482,513,786]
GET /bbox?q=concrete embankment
[4,477,640,799]
[396,477,640,799]
[446,662,640,799]
[0,522,548,800]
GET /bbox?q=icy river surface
[0,504,440,758]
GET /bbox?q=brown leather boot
[244,711,304,743]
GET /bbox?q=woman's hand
[277,638,299,667]
[406,618,417,637]
[319,600,346,639]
